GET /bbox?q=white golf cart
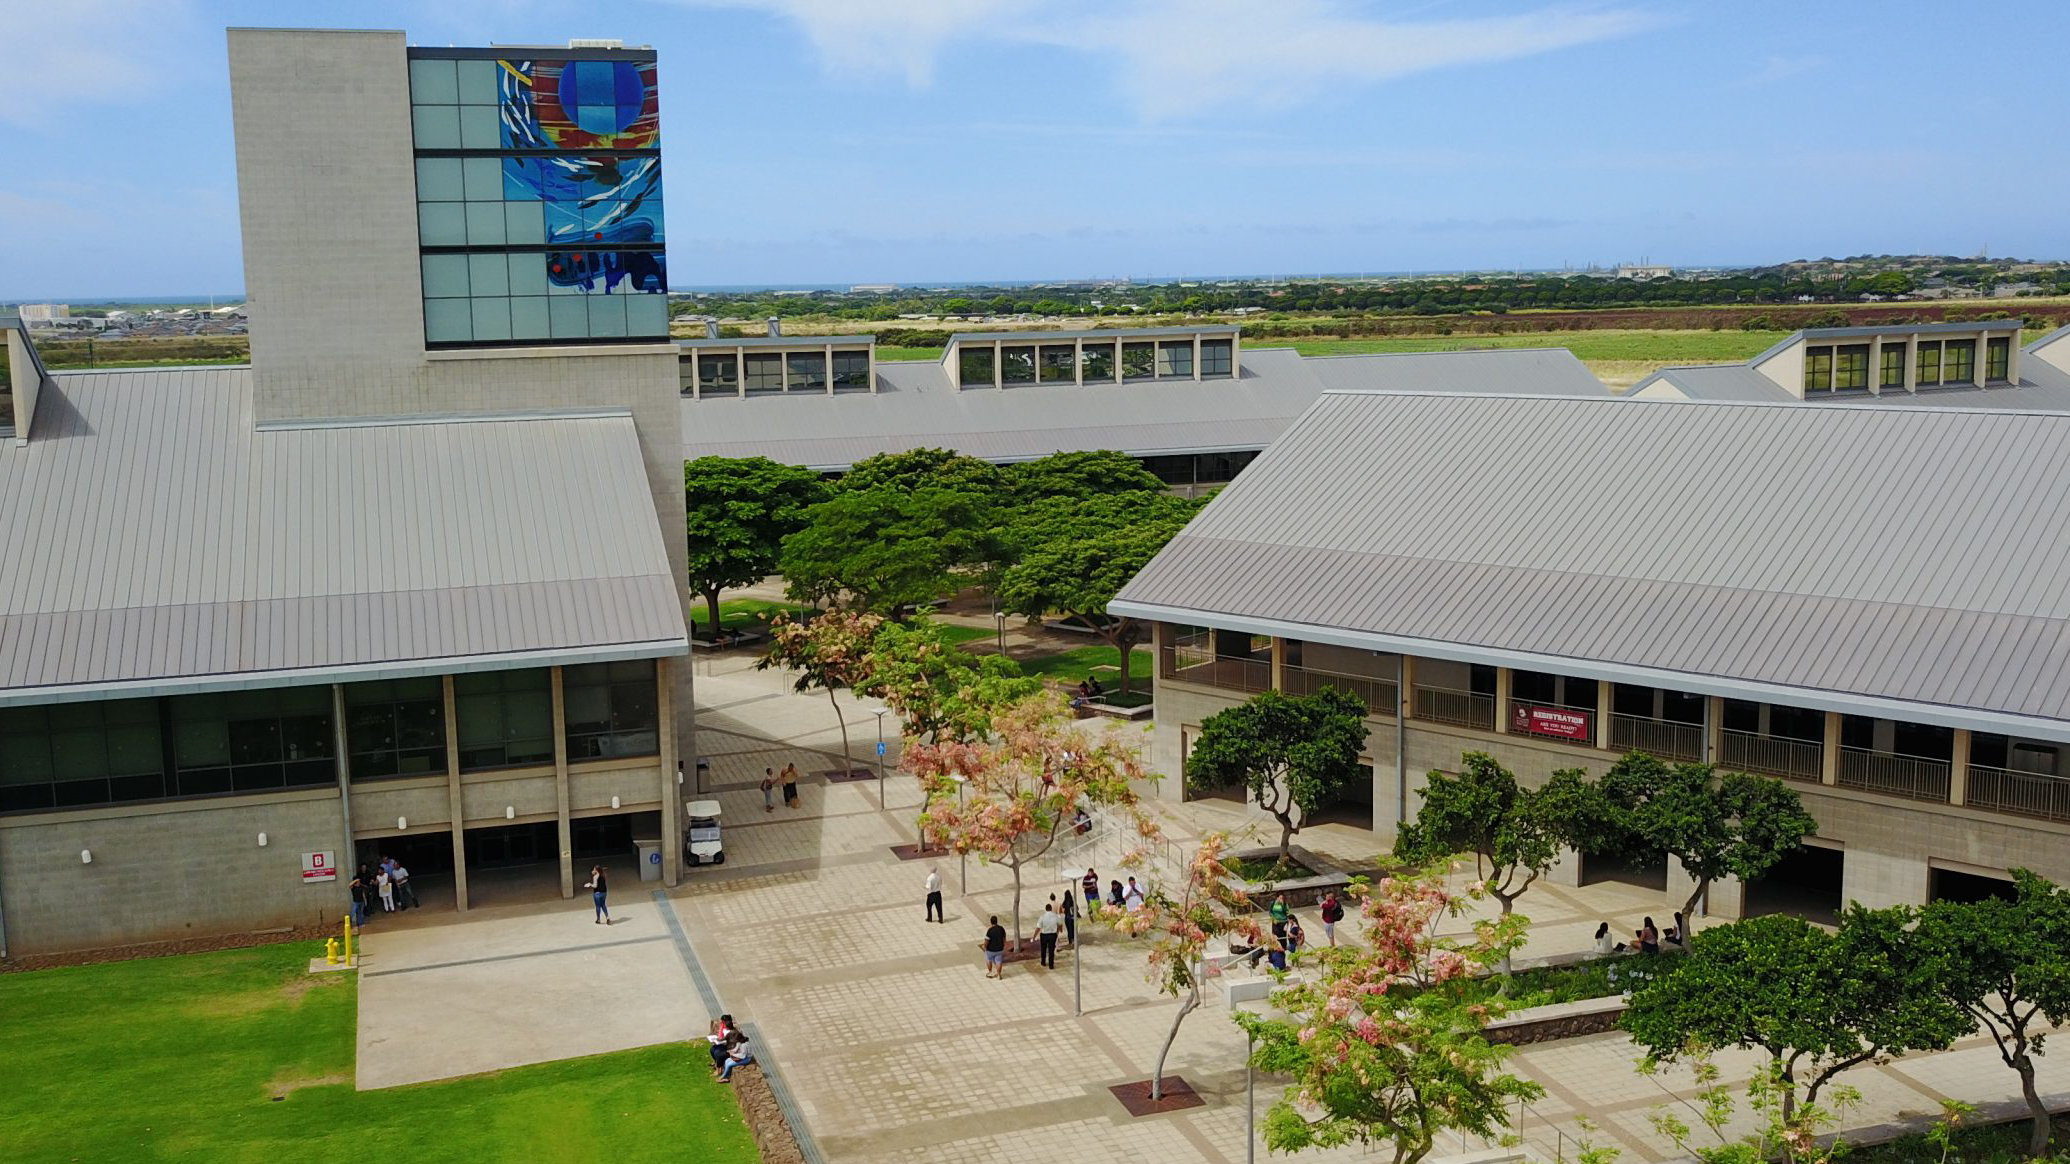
[684,799,724,866]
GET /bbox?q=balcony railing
[1719,729,1824,783]
[1837,746,1951,803]
[1965,764,2070,824]
[1608,714,1705,762]
[1160,652,1272,694]
[1283,666,1397,717]
[1413,686,1495,731]
[1507,698,1597,744]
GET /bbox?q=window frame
[697,353,740,396]
[1156,340,1194,378]
[1803,345,1834,393]
[743,352,784,395]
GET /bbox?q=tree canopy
[840,447,1001,495]
[863,618,1041,744]
[682,456,827,634]
[1394,753,1575,923]
[1185,688,1369,862]
[1596,753,1817,920]
[1001,449,1166,505]
[778,485,999,614]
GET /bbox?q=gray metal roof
[677,335,875,350]
[681,345,1607,470]
[1113,391,2070,739]
[1632,351,2070,410]
[0,367,686,703]
[1629,364,1797,401]
[1304,348,1607,395]
[2030,323,2070,355]
[945,324,1239,345]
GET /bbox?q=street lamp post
[1247,1028,1256,1164]
[872,708,888,813]
[1074,878,1083,1016]
[994,609,1006,654]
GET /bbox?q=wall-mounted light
[397,816,408,831]
[610,796,621,809]
[505,806,515,820]
[80,849,92,864]
[257,832,268,847]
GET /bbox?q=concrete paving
[352,642,2070,1162]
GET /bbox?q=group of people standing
[347,856,418,929]
[758,764,801,812]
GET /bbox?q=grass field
[1015,641,1151,687]
[691,596,810,636]
[0,943,759,1164]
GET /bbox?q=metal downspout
[1395,654,1407,829]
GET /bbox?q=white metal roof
[1113,391,2070,741]
[0,367,686,703]
[1303,348,1607,395]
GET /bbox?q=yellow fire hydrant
[325,936,340,965]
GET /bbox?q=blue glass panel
[415,157,464,201]
[507,251,548,295]
[418,202,467,246]
[462,157,503,201]
[625,294,669,337]
[511,297,551,340]
[548,296,590,338]
[587,295,628,337]
[425,299,472,343]
[464,202,506,245]
[467,253,509,296]
[411,105,460,148]
[471,297,512,342]
[458,105,500,149]
[502,157,541,200]
[544,202,583,244]
[421,254,471,298]
[456,60,499,104]
[409,59,458,104]
[504,202,545,246]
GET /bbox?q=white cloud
[0,0,191,130]
[673,0,1658,118]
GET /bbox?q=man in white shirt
[924,865,944,923]
[392,863,419,910]
[1036,901,1062,968]
[1124,877,1145,911]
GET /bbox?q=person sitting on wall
[1085,674,1105,697]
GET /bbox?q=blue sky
[4,0,2064,298]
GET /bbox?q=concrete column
[1493,667,1512,733]
[1192,334,1203,382]
[331,684,355,869]
[442,674,469,912]
[1705,695,1723,765]
[1269,636,1286,691]
[1949,728,1971,807]
[1596,681,1615,751]
[1904,334,1919,392]
[1821,710,1841,786]
[823,343,834,395]
[993,341,1003,389]
[735,345,746,396]
[868,340,878,394]
[1400,655,1418,720]
[551,666,573,898]
[657,656,682,887]
[1868,337,1882,395]
[2009,333,2022,386]
[1074,337,1084,386]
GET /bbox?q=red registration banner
[1511,704,1592,740]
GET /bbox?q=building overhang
[1111,599,2070,746]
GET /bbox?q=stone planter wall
[1483,996,1626,1045]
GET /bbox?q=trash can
[633,837,663,882]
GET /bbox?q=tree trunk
[2018,1053,2049,1158]
[1779,1059,1797,1126]
[702,588,723,638]
[1496,890,1516,975]
[1150,980,1200,1101]
[1276,812,1295,863]
[828,687,853,777]
[1104,619,1144,697]
[1680,875,1708,927]
[1008,855,1025,952]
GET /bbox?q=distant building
[15,304,68,323]
[1629,321,2068,408]
[849,283,899,294]
[1615,265,1673,280]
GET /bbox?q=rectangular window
[1802,345,1833,393]
[454,668,554,772]
[1157,340,1194,378]
[743,353,784,395]
[1833,344,1870,391]
[958,346,995,387]
[563,659,660,761]
[1944,339,1976,384]
[1039,344,1077,383]
[1121,342,1155,380]
[1916,341,1942,386]
[1986,336,2011,382]
[786,352,828,392]
[1,699,167,812]
[831,349,871,392]
[1001,345,1036,384]
[1080,342,1115,381]
[1200,338,1234,378]
[345,678,447,780]
[1880,345,1906,390]
[698,353,739,396]
[169,688,334,796]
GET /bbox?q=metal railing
[1608,714,1704,762]
[1281,665,1397,717]
[1158,649,1272,694]
[1413,686,1495,730]
[1837,746,1952,803]
[1719,729,1824,783]
[1965,764,2070,824]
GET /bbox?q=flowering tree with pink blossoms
[1107,831,1264,1101]
[1234,867,1543,1164]
[906,694,1146,951]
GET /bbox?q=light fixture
[80,849,92,864]
[257,832,268,847]
[610,795,621,809]
[505,805,515,820]
[397,816,408,831]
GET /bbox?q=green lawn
[691,596,810,636]
[0,943,760,1164]
[876,346,942,361]
[1016,640,1152,687]
[1270,329,1788,364]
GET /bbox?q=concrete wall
[459,769,559,822]
[349,778,454,833]
[0,788,347,956]
[570,761,668,815]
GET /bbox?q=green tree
[1001,449,1165,506]
[863,618,1041,744]
[839,446,1002,495]
[757,610,885,776]
[681,456,827,635]
[1238,869,1542,1164]
[1393,753,1573,923]
[1915,870,2070,1158]
[1598,753,1816,922]
[995,492,1201,697]
[779,486,998,615]
[1185,688,1368,863]
[1624,910,1965,1124]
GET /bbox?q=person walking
[924,865,944,923]
[1061,888,1078,947]
[392,862,419,910]
[1319,890,1343,948]
[1081,868,1100,918]
[348,868,368,931]
[760,768,776,813]
[1285,916,1306,961]
[588,864,611,925]
[376,867,395,913]
[1037,902,1062,968]
[983,915,1007,978]
[780,762,800,809]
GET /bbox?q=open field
[692,596,810,636]
[0,943,759,1164]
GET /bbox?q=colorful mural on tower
[497,58,665,293]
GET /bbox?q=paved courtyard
[356,646,2070,1162]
